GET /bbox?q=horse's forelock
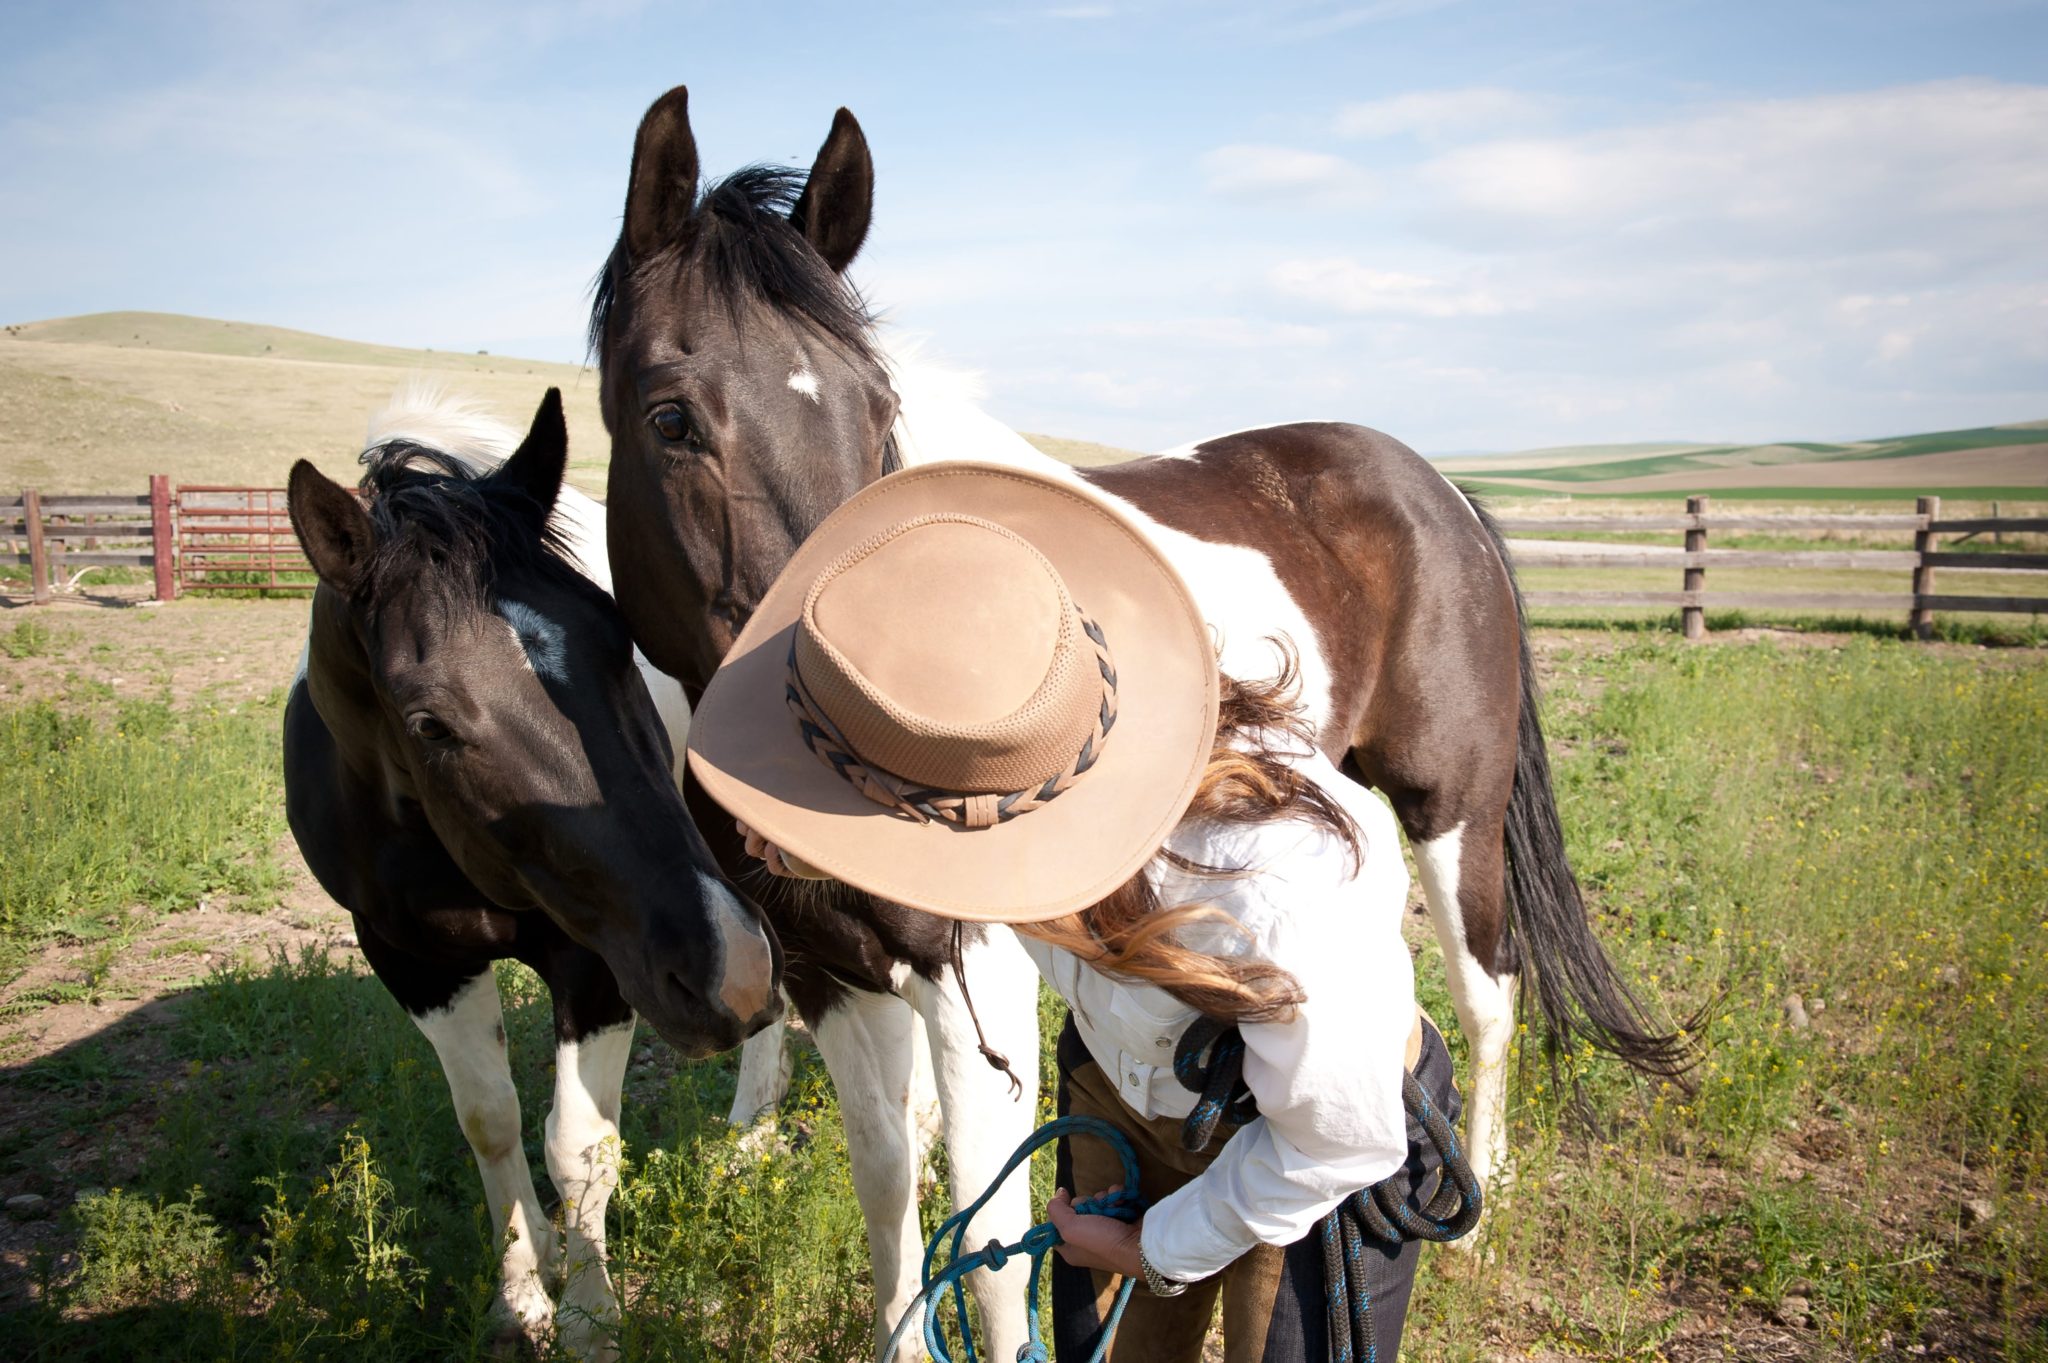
[588,164,880,372]
[355,447,580,616]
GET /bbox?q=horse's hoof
[487,1285,556,1360]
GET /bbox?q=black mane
[588,164,879,368]
[356,443,578,606]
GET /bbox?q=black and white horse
[283,386,781,1360]
[589,87,1690,1358]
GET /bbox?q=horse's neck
[883,346,1079,483]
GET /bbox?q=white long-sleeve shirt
[1017,744,1415,1282]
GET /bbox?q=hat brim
[686,462,1218,923]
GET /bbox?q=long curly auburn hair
[1013,647,1362,1024]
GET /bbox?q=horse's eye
[409,714,454,744]
[649,402,701,450]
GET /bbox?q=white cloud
[1333,87,1554,140]
[1269,259,1510,316]
[1092,317,1333,347]
[1203,144,1369,199]
[1420,78,2048,263]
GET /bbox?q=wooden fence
[4,479,312,602]
[1499,496,2048,639]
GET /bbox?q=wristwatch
[1138,1243,1188,1297]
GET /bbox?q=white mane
[362,380,522,473]
[357,379,614,594]
[880,337,1075,482]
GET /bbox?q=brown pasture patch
[0,594,309,710]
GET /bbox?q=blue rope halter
[877,1114,1147,1363]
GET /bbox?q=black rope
[1173,1021,1482,1363]
[951,922,1023,1100]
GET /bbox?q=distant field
[1,313,608,493]
[1438,421,2047,497]
[0,311,1130,494]
[5,311,2039,508]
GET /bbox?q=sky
[3,0,2046,453]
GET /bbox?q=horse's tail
[1463,491,1698,1083]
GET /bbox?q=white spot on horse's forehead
[787,365,820,401]
[498,599,568,681]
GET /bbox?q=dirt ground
[0,595,352,1299]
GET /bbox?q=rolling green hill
[1434,421,2047,497]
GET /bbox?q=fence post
[1683,494,1708,641]
[1993,500,2002,548]
[1909,494,1940,641]
[22,489,50,605]
[150,475,176,602]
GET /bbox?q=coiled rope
[877,1114,1146,1363]
[881,1020,1481,1363]
[1176,1021,1483,1363]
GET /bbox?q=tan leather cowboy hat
[686,462,1219,923]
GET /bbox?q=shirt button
[1156,1038,1171,1049]
[1126,1073,1138,1086]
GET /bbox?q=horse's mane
[588,164,880,369]
[355,442,578,608]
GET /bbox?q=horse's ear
[790,108,873,274]
[624,85,700,262]
[496,388,568,527]
[287,460,373,592]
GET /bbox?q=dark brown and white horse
[284,386,781,1361]
[591,87,1689,1355]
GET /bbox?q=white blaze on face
[498,599,568,681]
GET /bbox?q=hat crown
[794,514,1106,794]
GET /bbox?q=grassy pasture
[0,601,2041,1360]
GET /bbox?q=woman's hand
[736,821,831,880]
[1047,1186,1144,1279]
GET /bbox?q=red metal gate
[173,485,314,594]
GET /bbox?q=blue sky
[4,0,2045,452]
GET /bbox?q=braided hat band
[785,607,1119,830]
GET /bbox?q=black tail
[1464,493,1697,1084]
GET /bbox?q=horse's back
[1083,422,1520,774]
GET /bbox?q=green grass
[1462,480,2048,502]
[0,695,287,983]
[3,637,2044,1359]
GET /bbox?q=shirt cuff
[1138,1172,1259,1283]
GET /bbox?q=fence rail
[4,477,313,602]
[1499,495,2048,639]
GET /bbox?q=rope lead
[881,1025,1481,1363]
[878,1115,1146,1363]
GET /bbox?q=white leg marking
[546,1019,634,1363]
[411,973,557,1345]
[900,928,1040,1361]
[811,988,927,1363]
[727,1009,794,1129]
[1414,823,1516,1203]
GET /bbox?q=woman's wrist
[1138,1242,1188,1297]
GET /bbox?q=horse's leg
[808,984,927,1362]
[727,1008,792,1129]
[538,950,636,1363]
[901,927,1039,1360]
[369,937,555,1351]
[1410,814,1517,1200]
